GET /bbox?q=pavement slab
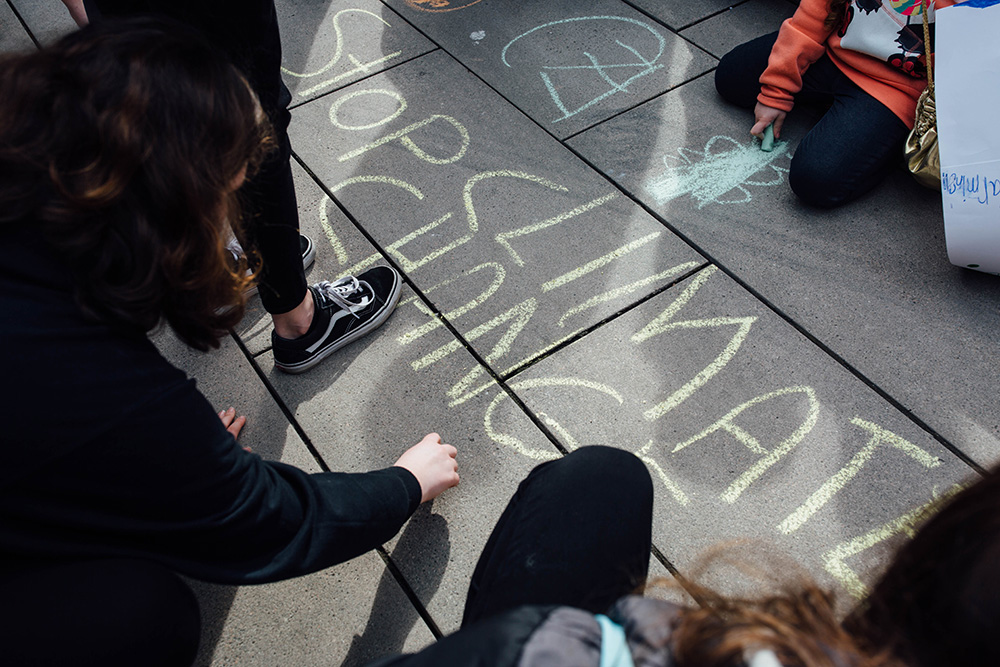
[383,0,717,138]
[276,0,436,107]
[288,50,704,382]
[155,330,435,666]
[187,553,434,667]
[568,74,1000,468]
[7,0,76,46]
[258,285,559,632]
[0,1,35,52]
[496,265,976,603]
[628,0,753,32]
[679,0,795,59]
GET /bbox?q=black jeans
[0,558,200,667]
[86,0,307,313]
[462,446,654,626]
[715,32,910,208]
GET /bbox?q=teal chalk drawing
[646,135,790,209]
[761,124,774,152]
[501,16,665,123]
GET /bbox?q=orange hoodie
[758,0,956,128]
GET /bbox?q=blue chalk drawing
[501,16,665,123]
[646,136,791,209]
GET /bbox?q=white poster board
[935,0,1000,275]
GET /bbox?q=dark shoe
[228,234,316,297]
[272,266,402,373]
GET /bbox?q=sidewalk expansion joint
[500,261,710,380]
[5,0,41,50]
[376,546,445,640]
[286,47,442,112]
[228,329,333,473]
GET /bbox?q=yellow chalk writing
[822,484,963,598]
[631,267,757,421]
[542,231,660,292]
[556,261,700,327]
[495,192,617,266]
[338,114,470,164]
[778,418,943,534]
[636,440,691,506]
[283,10,403,98]
[397,263,506,345]
[328,88,408,130]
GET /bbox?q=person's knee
[715,51,747,107]
[564,446,653,500]
[788,154,847,209]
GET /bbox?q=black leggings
[0,558,200,667]
[715,32,910,208]
[462,446,654,626]
[86,0,307,313]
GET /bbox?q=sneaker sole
[273,271,403,374]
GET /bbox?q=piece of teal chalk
[761,124,774,152]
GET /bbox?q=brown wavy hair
[0,18,272,350]
[848,465,1000,666]
[671,581,899,667]
[654,541,900,667]
[826,0,849,30]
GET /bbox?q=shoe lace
[314,276,371,319]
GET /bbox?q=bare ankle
[272,290,314,339]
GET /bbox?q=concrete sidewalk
[5,0,997,664]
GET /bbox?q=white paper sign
[935,0,1000,275]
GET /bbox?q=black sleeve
[1,375,422,584]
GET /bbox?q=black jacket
[0,224,420,583]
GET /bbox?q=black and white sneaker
[227,234,316,297]
[272,266,402,374]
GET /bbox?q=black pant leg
[0,559,201,667]
[715,31,780,109]
[461,446,653,627]
[89,0,307,314]
[778,57,910,208]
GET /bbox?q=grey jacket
[376,596,682,667]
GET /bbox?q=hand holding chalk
[761,124,774,152]
[751,103,785,148]
[394,433,459,503]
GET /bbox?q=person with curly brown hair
[64,0,398,373]
[0,20,457,666]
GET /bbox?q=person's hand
[751,103,787,139]
[393,433,459,503]
[218,407,247,442]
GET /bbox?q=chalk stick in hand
[761,124,774,152]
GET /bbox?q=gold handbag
[905,0,940,189]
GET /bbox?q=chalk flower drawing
[501,16,665,123]
[646,135,791,209]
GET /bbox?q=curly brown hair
[0,18,272,350]
[671,581,899,667]
[826,0,849,31]
[651,541,900,667]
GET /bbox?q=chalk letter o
[329,89,407,130]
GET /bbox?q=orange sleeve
[758,0,836,111]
